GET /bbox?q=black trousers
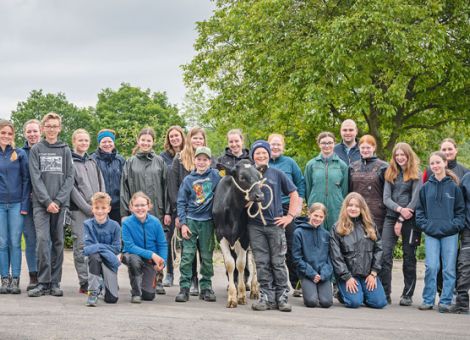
[455,229,470,310]
[283,204,299,290]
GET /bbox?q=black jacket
[330,218,383,281]
[217,147,250,169]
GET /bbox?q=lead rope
[171,227,182,268]
[231,176,274,226]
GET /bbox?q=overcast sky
[0,0,214,119]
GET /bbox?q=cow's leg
[247,247,260,300]
[234,240,247,305]
[220,237,238,308]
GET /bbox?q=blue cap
[250,140,271,160]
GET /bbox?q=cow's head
[217,160,264,202]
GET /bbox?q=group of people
[0,113,469,315]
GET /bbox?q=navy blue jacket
[292,218,333,281]
[0,145,31,211]
[334,141,360,165]
[416,175,465,238]
[91,148,125,210]
[460,173,470,230]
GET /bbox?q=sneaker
[0,276,10,294]
[448,305,469,314]
[399,296,413,306]
[189,277,199,296]
[86,293,98,307]
[199,288,216,302]
[10,277,21,294]
[131,295,142,304]
[28,284,50,297]
[292,289,302,298]
[27,272,38,291]
[175,288,190,302]
[155,282,166,295]
[162,273,174,287]
[79,282,88,294]
[438,304,451,313]
[277,289,292,312]
[50,283,63,297]
[418,303,433,311]
[252,292,276,311]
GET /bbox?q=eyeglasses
[319,142,334,146]
[43,125,60,130]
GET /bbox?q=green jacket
[304,153,348,230]
[120,151,170,221]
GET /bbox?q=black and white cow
[213,160,264,308]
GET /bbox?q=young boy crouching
[83,192,121,306]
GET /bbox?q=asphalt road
[0,251,467,340]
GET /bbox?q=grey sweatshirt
[29,139,74,208]
[383,170,422,218]
[70,152,106,216]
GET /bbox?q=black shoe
[438,304,451,313]
[386,296,392,305]
[399,296,413,306]
[79,282,88,294]
[28,283,50,297]
[27,272,38,291]
[449,305,469,314]
[199,288,216,302]
[50,283,63,297]
[189,277,199,296]
[175,288,190,302]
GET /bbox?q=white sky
[0,0,214,119]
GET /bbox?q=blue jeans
[0,203,24,277]
[23,209,37,273]
[338,276,387,309]
[423,234,458,306]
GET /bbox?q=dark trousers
[164,215,176,275]
[108,207,121,225]
[282,204,299,289]
[301,278,333,308]
[122,253,156,301]
[380,216,419,299]
[87,253,119,303]
[455,229,470,310]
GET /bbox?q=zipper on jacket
[325,158,329,197]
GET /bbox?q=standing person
[70,129,105,293]
[83,192,121,307]
[333,119,360,165]
[121,192,167,303]
[268,133,305,296]
[381,143,422,306]
[160,125,185,288]
[175,147,221,303]
[28,112,74,297]
[0,120,30,294]
[330,192,387,309]
[450,172,470,314]
[90,129,125,224]
[423,138,469,182]
[292,203,333,308]
[120,127,171,295]
[217,129,250,168]
[349,135,388,235]
[248,140,301,312]
[304,132,348,231]
[168,126,207,296]
[22,119,41,290]
[416,151,465,312]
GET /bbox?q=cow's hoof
[227,300,238,308]
[238,296,247,305]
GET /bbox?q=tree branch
[404,117,466,130]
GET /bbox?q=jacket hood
[72,152,89,162]
[135,151,156,160]
[190,167,212,177]
[40,139,68,148]
[96,147,117,160]
[223,147,249,159]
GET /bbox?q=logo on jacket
[193,178,213,205]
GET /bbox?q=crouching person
[83,192,121,307]
[330,192,387,309]
[122,192,167,303]
[292,203,333,308]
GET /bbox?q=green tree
[184,0,469,165]
[95,83,185,157]
[11,90,95,148]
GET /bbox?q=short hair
[91,192,112,206]
[41,112,62,126]
[23,119,41,132]
[308,202,327,218]
[316,131,335,145]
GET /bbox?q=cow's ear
[216,163,235,177]
[256,164,268,174]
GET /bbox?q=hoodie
[217,147,250,169]
[415,175,465,238]
[292,217,333,281]
[28,139,74,208]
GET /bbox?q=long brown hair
[163,125,185,157]
[0,120,17,161]
[335,192,377,241]
[385,143,420,183]
[179,127,207,171]
[429,151,459,184]
[132,127,155,155]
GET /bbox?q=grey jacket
[120,151,170,221]
[383,170,422,218]
[70,152,106,217]
[29,139,74,209]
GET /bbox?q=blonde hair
[335,192,377,241]
[429,151,459,184]
[308,202,327,218]
[41,112,62,126]
[179,127,207,171]
[0,120,17,161]
[72,128,90,142]
[385,142,420,183]
[130,191,153,210]
[91,192,112,206]
[163,125,185,157]
[23,119,41,132]
[132,127,155,155]
[267,133,285,145]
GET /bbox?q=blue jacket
[416,175,466,238]
[91,148,125,210]
[269,155,305,203]
[333,140,360,165]
[177,168,221,225]
[83,217,121,272]
[461,173,470,230]
[0,145,31,211]
[292,218,333,281]
[122,214,167,262]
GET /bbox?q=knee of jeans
[319,298,333,308]
[367,297,387,309]
[426,262,439,276]
[304,297,319,308]
[345,299,361,308]
[141,290,155,301]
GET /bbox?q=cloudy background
[0,0,214,119]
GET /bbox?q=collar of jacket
[97,147,117,162]
[136,151,156,160]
